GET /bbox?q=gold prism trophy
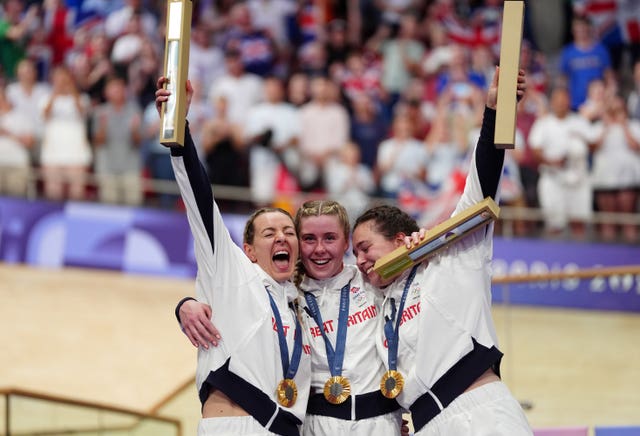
[159,0,192,147]
[494,0,524,149]
[373,198,500,280]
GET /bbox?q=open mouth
[273,251,291,269]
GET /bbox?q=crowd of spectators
[1,0,640,243]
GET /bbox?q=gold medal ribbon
[304,282,352,405]
[381,266,419,398]
[267,289,303,408]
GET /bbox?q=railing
[17,168,640,239]
[0,388,181,436]
[493,264,640,285]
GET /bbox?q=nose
[275,232,285,243]
[356,251,367,268]
[314,240,327,253]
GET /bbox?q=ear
[393,232,407,247]
[244,243,257,262]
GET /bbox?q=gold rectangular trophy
[373,198,500,280]
[494,0,524,149]
[159,0,192,147]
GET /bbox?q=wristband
[175,296,197,324]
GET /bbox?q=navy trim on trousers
[409,339,503,432]
[200,359,302,436]
[306,390,400,421]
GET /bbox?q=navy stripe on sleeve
[171,123,214,249]
[475,107,504,199]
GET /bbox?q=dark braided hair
[353,205,419,240]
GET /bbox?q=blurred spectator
[200,95,249,211]
[193,0,232,34]
[469,0,502,30]
[519,39,548,94]
[42,0,75,67]
[325,18,353,68]
[208,47,264,125]
[188,23,225,101]
[0,0,39,80]
[560,15,614,111]
[578,78,608,123]
[183,80,215,154]
[514,86,548,209]
[287,71,310,106]
[572,0,640,71]
[366,12,425,120]
[590,95,640,242]
[110,11,146,78]
[528,87,599,239]
[324,141,376,223]
[298,40,329,77]
[375,0,420,26]
[396,78,432,139]
[128,38,161,108]
[376,112,428,198]
[627,59,640,121]
[246,0,297,52]
[104,0,158,40]
[244,76,301,207]
[39,65,92,201]
[435,44,486,99]
[290,0,324,52]
[349,92,388,170]
[0,85,35,196]
[469,44,494,91]
[437,1,500,55]
[83,31,115,105]
[91,75,143,205]
[421,21,453,79]
[423,96,469,190]
[141,98,176,209]
[6,59,50,142]
[221,2,278,77]
[337,49,383,107]
[419,21,452,120]
[298,75,349,191]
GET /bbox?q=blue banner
[2,197,639,312]
[492,238,640,312]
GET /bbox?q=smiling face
[351,205,419,289]
[352,220,405,288]
[294,200,351,282]
[299,214,349,280]
[244,210,299,283]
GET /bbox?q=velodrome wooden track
[1,263,639,434]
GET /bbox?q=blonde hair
[292,200,350,287]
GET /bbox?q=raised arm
[155,77,248,313]
[455,67,526,212]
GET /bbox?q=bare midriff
[464,368,501,393]
[202,390,250,417]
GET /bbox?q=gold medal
[380,370,404,399]
[323,375,351,404]
[276,378,298,407]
